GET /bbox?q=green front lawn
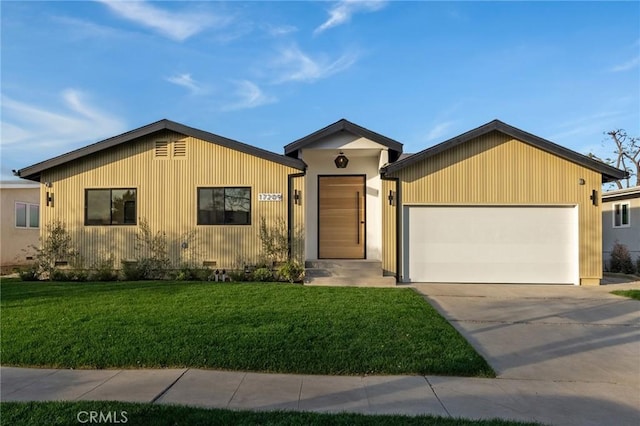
[0,280,494,376]
[611,289,640,300]
[0,402,543,426]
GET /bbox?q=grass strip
[611,289,640,300]
[0,401,544,426]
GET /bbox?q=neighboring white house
[602,186,640,268]
[1,181,40,273]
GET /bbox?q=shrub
[277,260,304,283]
[637,257,640,275]
[121,261,144,281]
[610,242,636,274]
[27,220,80,280]
[50,269,87,282]
[252,267,273,282]
[18,266,40,281]
[90,254,118,281]
[228,269,246,282]
[258,217,304,264]
[133,218,171,279]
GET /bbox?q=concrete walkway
[2,281,639,425]
[2,365,639,425]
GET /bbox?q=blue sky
[2,1,639,181]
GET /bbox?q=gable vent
[154,141,169,158]
[173,140,187,157]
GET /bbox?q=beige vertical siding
[388,131,603,284]
[381,179,397,276]
[40,130,305,269]
[290,174,306,263]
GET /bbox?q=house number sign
[258,193,283,202]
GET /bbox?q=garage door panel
[404,206,578,284]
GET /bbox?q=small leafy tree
[259,217,289,264]
[258,216,304,264]
[130,218,171,279]
[609,242,636,274]
[28,220,79,280]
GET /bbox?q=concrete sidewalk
[2,366,639,426]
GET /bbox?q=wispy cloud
[96,0,227,41]
[315,0,387,35]
[166,73,207,95]
[271,45,359,83]
[425,121,455,142]
[610,56,640,72]
[1,90,125,151]
[264,24,298,37]
[223,80,276,111]
[549,110,624,141]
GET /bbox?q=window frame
[197,186,252,226]
[15,202,39,229]
[84,188,138,226]
[612,202,631,228]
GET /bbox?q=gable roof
[381,119,627,182]
[284,119,403,161]
[16,119,306,181]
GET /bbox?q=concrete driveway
[412,282,640,385]
[412,282,640,423]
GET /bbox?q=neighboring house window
[613,202,630,227]
[15,202,39,228]
[198,187,251,225]
[85,189,137,225]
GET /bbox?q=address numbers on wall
[258,193,283,202]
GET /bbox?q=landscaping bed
[0,280,494,377]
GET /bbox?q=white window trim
[15,202,39,229]
[612,202,631,228]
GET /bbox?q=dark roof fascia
[381,119,627,182]
[17,119,306,181]
[284,119,403,157]
[602,186,640,202]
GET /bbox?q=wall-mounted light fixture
[44,182,53,188]
[578,178,586,185]
[334,151,349,169]
[388,190,396,206]
[293,189,302,205]
[590,189,598,206]
[46,192,54,207]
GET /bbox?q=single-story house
[15,118,626,285]
[0,181,40,273]
[602,186,640,268]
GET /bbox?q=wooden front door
[318,175,365,259]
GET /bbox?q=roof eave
[16,119,305,180]
[284,119,403,157]
[382,119,628,181]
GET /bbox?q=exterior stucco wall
[1,184,40,270]
[298,133,388,261]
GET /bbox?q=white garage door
[403,206,578,284]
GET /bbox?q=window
[85,189,137,225]
[613,202,630,227]
[15,202,39,228]
[198,187,251,225]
